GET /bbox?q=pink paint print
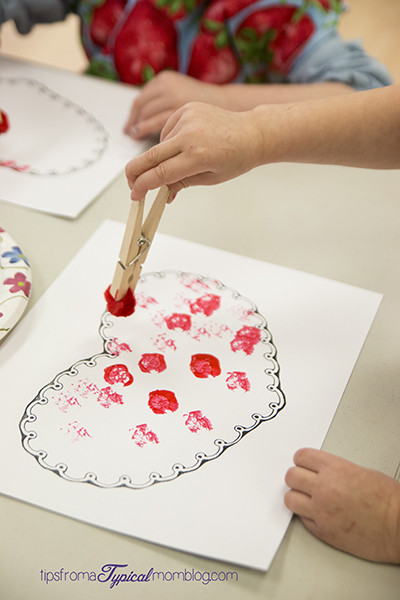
[56,394,82,413]
[107,338,132,356]
[226,371,251,392]
[130,424,159,447]
[230,326,261,355]
[184,411,213,433]
[190,354,221,379]
[189,294,221,317]
[103,363,133,386]
[180,274,211,293]
[165,313,192,332]
[97,386,124,408]
[148,390,178,415]
[60,421,92,443]
[151,333,177,352]
[138,353,167,373]
[135,292,158,309]
[0,160,30,172]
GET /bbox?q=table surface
[1,58,400,600]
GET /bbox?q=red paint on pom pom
[104,285,136,317]
[0,110,9,134]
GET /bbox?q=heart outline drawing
[20,270,286,489]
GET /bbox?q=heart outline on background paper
[0,77,109,175]
[20,271,285,489]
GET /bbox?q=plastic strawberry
[114,0,178,84]
[234,5,314,75]
[89,0,127,48]
[187,30,239,83]
[0,110,9,134]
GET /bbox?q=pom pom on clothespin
[104,285,136,317]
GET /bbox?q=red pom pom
[0,110,9,134]
[104,285,136,317]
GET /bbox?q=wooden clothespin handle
[110,186,170,301]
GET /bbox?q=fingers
[284,489,315,521]
[285,465,316,497]
[127,149,215,201]
[292,447,331,472]
[124,73,182,137]
[126,137,180,184]
[127,110,174,140]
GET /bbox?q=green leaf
[170,0,181,13]
[204,18,224,32]
[142,65,156,83]
[86,59,119,81]
[293,3,309,23]
[215,29,229,49]
[184,0,196,11]
[332,0,343,13]
[237,27,257,42]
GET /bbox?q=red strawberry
[235,6,314,75]
[187,30,240,83]
[149,0,202,21]
[114,0,178,84]
[0,110,9,134]
[90,0,127,48]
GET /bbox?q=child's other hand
[284,448,400,564]
[125,102,263,201]
[124,72,227,140]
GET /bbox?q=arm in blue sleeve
[289,30,392,91]
[0,0,68,34]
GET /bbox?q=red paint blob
[184,410,213,433]
[226,371,251,392]
[165,313,191,331]
[104,285,136,317]
[148,389,178,414]
[97,386,124,408]
[104,363,134,386]
[138,353,167,373]
[230,326,261,355]
[190,354,221,379]
[189,294,221,316]
[130,423,159,447]
[0,110,9,134]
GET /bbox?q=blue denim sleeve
[0,0,68,34]
[288,29,392,90]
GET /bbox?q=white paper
[0,56,146,218]
[0,221,382,570]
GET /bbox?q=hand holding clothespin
[105,185,171,316]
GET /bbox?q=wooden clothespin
[105,185,171,316]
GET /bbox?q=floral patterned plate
[0,226,32,341]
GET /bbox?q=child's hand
[285,448,400,564]
[124,72,228,140]
[125,102,263,201]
